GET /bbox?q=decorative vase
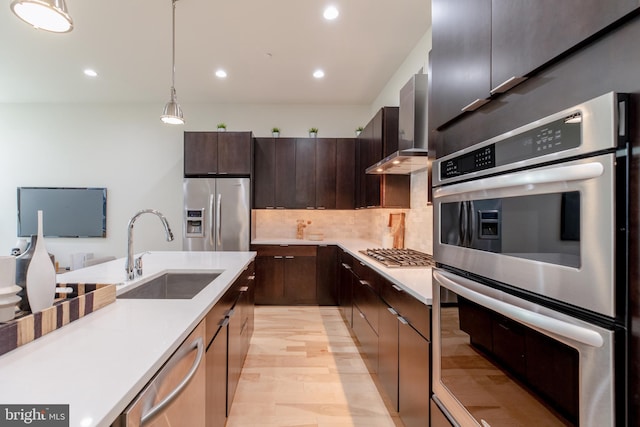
[217,127,226,132]
[309,132,317,138]
[272,132,280,138]
[25,211,56,313]
[355,130,362,137]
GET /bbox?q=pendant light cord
[171,0,177,97]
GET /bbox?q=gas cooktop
[359,248,435,268]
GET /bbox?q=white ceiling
[0,0,431,105]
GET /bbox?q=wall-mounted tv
[17,187,107,238]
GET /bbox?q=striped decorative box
[0,283,116,357]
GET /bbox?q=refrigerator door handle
[208,194,215,247]
[216,193,222,250]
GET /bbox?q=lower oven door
[432,268,615,427]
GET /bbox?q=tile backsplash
[253,169,433,254]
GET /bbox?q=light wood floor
[226,306,404,427]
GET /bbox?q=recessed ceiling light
[323,6,339,20]
[313,69,325,79]
[215,69,227,78]
[83,69,98,77]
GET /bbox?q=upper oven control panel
[434,91,627,186]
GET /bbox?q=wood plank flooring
[227,306,404,427]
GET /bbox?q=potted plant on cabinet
[271,127,280,138]
[217,123,227,132]
[308,127,318,138]
[355,126,363,137]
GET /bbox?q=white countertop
[0,251,255,427]
[0,241,431,427]
[251,238,433,306]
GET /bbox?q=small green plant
[309,127,318,133]
[356,126,364,132]
[271,127,280,133]
[217,122,227,129]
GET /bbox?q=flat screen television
[17,187,107,238]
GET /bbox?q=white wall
[0,103,369,267]
[370,31,432,114]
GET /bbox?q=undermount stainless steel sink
[117,272,220,300]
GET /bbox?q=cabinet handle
[317,206,325,210]
[359,311,366,319]
[279,244,289,247]
[306,206,315,210]
[285,256,295,259]
[218,172,228,175]
[265,206,275,209]
[489,76,527,95]
[341,263,352,270]
[219,317,230,328]
[276,207,285,209]
[398,316,409,325]
[359,262,365,267]
[140,337,204,426]
[247,275,255,281]
[274,256,283,259]
[359,280,370,287]
[239,286,249,292]
[461,98,490,113]
[392,284,404,293]
[226,308,235,317]
[387,307,398,316]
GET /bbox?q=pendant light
[161,0,184,125]
[10,0,73,33]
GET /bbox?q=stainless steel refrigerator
[183,178,250,251]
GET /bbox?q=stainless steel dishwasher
[113,321,206,427]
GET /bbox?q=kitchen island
[0,251,256,427]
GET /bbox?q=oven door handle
[458,201,467,246]
[433,162,604,198]
[433,270,604,348]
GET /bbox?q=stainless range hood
[366,74,429,174]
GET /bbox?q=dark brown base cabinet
[253,245,339,306]
[398,320,430,427]
[336,254,432,427]
[205,261,255,427]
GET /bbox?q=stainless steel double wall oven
[431,92,629,427]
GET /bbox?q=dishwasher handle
[140,336,205,426]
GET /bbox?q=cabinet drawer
[252,245,317,257]
[381,279,430,340]
[353,278,380,335]
[352,259,380,293]
[352,304,379,374]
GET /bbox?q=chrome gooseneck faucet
[126,209,174,280]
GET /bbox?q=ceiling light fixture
[215,69,227,78]
[161,0,184,125]
[10,0,73,33]
[83,69,97,77]
[313,69,325,79]
[323,5,339,20]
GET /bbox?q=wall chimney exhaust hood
[366,74,429,175]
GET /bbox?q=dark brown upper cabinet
[253,137,356,209]
[253,137,276,208]
[356,107,409,209]
[294,138,316,209]
[430,0,640,130]
[430,0,492,130]
[184,131,252,176]
[335,138,356,209]
[315,138,337,209]
[491,0,640,93]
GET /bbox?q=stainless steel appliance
[431,92,629,427]
[183,178,250,251]
[360,248,434,268]
[114,322,206,426]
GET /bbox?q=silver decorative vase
[25,211,56,313]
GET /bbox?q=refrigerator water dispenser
[185,209,205,237]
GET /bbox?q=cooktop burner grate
[359,248,434,268]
